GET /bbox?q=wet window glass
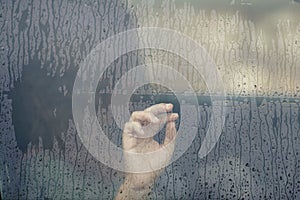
[1,0,300,199]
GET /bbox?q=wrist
[124,174,154,191]
[116,183,153,200]
[115,174,154,200]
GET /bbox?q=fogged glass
[1,0,300,199]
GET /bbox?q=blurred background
[0,0,300,199]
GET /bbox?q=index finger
[144,103,173,116]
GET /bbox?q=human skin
[115,103,179,200]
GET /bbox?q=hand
[116,103,179,199]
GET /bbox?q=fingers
[130,104,178,126]
[130,111,159,124]
[156,113,178,127]
[144,103,173,116]
[163,121,177,146]
[123,103,179,155]
[167,113,179,122]
[123,121,145,137]
[124,104,178,141]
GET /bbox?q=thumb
[163,121,177,146]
